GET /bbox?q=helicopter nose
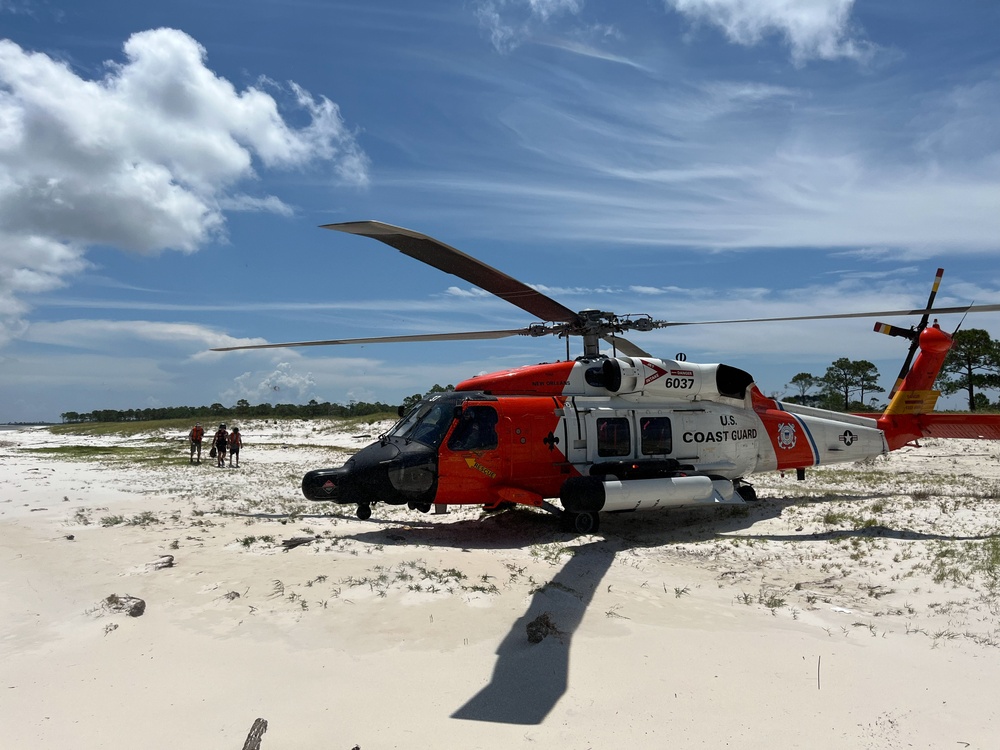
[302,466,350,502]
[300,440,439,508]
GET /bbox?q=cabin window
[640,417,672,455]
[597,417,631,457]
[447,405,499,451]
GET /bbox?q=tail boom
[879,413,1000,448]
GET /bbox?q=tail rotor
[874,268,943,398]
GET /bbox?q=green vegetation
[784,358,884,411]
[921,538,1000,590]
[238,535,276,548]
[782,329,1000,411]
[400,383,455,412]
[25,442,180,465]
[820,510,879,529]
[100,511,160,527]
[334,560,497,598]
[936,328,1000,411]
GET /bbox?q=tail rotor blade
[873,322,915,340]
[953,309,971,336]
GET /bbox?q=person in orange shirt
[188,422,205,464]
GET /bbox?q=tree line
[60,398,398,424]
[60,384,461,424]
[785,328,1000,412]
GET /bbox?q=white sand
[2,420,1000,748]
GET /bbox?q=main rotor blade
[212,328,532,352]
[659,302,1000,328]
[323,221,579,325]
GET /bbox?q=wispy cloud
[22,319,266,354]
[381,62,1000,257]
[474,0,872,64]
[538,37,649,70]
[474,0,585,52]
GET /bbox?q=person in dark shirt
[228,427,242,468]
[213,424,229,468]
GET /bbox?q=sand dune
[2,420,1000,748]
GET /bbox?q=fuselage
[302,355,889,515]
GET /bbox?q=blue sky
[1,0,999,421]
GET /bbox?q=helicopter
[214,222,1000,534]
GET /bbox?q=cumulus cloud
[665,0,872,63]
[225,362,317,404]
[0,28,369,345]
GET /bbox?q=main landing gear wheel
[736,484,757,502]
[356,504,372,520]
[407,501,432,513]
[563,511,600,535]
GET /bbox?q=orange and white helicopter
[216,222,1000,533]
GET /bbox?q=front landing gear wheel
[407,501,432,513]
[356,504,372,520]
[563,511,600,535]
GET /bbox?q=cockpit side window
[447,405,499,451]
[388,400,456,447]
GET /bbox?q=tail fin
[878,321,1000,446]
[881,323,950,417]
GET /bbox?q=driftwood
[104,594,145,617]
[148,554,174,570]
[241,718,268,750]
[281,535,319,551]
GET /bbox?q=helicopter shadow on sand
[334,507,759,725]
[343,493,990,725]
[340,502,790,725]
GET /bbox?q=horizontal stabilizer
[916,414,1000,440]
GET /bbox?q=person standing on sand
[228,426,242,467]
[213,424,228,468]
[188,422,204,464]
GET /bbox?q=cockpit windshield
[387,399,457,448]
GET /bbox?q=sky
[1,0,999,422]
